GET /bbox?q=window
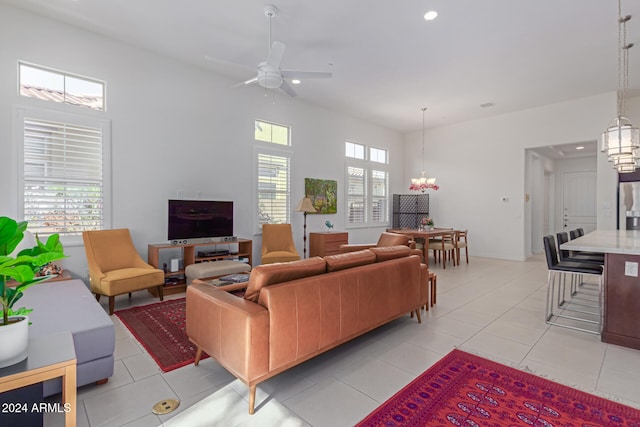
[346,141,365,159]
[255,120,292,228]
[17,107,111,238]
[345,143,389,226]
[255,119,290,146]
[19,62,105,111]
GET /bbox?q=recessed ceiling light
[291,79,301,85]
[576,146,584,150]
[424,11,438,21]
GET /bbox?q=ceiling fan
[238,4,332,97]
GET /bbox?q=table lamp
[296,197,316,258]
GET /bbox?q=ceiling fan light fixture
[424,11,438,21]
[258,72,283,89]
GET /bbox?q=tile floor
[44,255,640,426]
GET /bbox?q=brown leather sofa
[186,245,429,414]
[340,231,423,259]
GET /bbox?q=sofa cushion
[244,257,326,302]
[325,250,376,272]
[370,245,412,262]
[376,232,410,247]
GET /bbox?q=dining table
[386,227,458,267]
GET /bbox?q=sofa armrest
[186,284,270,383]
[340,243,376,253]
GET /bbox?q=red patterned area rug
[115,298,207,372]
[357,349,640,427]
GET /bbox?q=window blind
[23,117,104,236]
[347,165,367,224]
[372,169,389,223]
[257,152,291,225]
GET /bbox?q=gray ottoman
[185,260,251,284]
[20,279,115,396]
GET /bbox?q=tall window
[346,142,389,226]
[255,119,292,228]
[17,107,111,238]
[19,62,105,111]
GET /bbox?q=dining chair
[455,230,469,264]
[431,231,457,269]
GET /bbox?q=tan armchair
[261,223,301,264]
[83,228,164,315]
[340,232,422,259]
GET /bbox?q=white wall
[0,4,405,279]
[403,93,633,261]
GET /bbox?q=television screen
[168,200,233,240]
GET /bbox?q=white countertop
[560,230,640,255]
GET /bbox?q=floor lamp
[296,197,316,258]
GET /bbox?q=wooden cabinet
[147,239,252,295]
[309,232,348,257]
[602,253,640,350]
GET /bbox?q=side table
[0,332,77,427]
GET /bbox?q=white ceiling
[6,0,640,133]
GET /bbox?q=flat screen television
[168,200,233,241]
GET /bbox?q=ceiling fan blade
[281,70,332,79]
[231,76,258,88]
[279,80,298,97]
[266,41,286,68]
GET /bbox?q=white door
[563,171,597,234]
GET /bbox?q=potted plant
[0,216,66,367]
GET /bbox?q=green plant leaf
[0,217,19,256]
[0,264,35,283]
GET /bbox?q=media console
[148,238,252,296]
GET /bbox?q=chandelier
[601,0,639,173]
[410,107,439,192]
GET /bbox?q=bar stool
[556,232,602,307]
[556,232,603,264]
[543,235,603,334]
[569,229,605,263]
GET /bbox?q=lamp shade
[601,117,640,157]
[296,197,316,213]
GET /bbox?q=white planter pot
[0,316,29,368]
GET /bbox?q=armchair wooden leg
[95,293,101,302]
[194,347,203,366]
[157,285,164,301]
[108,296,115,315]
[249,384,256,414]
[128,292,132,298]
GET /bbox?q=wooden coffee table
[0,332,77,427]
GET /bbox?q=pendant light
[409,107,439,192]
[601,0,639,173]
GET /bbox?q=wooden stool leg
[431,275,437,306]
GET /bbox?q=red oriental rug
[115,298,207,372]
[357,349,640,427]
